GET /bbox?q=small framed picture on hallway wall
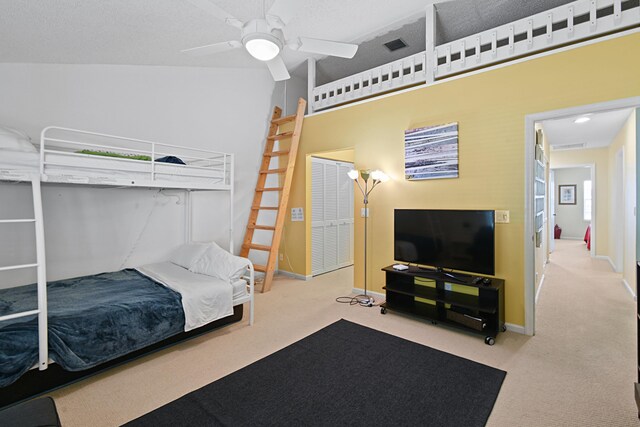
[559,184,576,205]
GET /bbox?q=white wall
[553,167,591,240]
[0,63,275,286]
[609,111,636,292]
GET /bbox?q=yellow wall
[281,33,640,327]
[608,112,637,290]
[550,147,610,256]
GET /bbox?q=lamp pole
[348,169,388,307]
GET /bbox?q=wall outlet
[495,210,510,223]
[361,208,369,218]
[279,253,283,261]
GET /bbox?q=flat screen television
[394,209,495,276]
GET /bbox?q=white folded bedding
[136,262,234,332]
[0,149,39,173]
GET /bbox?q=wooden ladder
[240,98,306,292]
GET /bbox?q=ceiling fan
[183,0,359,81]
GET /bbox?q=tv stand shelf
[380,266,505,345]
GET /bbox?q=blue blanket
[0,270,184,387]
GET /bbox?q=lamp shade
[347,169,359,180]
[244,34,281,61]
[370,169,389,182]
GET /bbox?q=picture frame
[404,122,459,180]
[558,184,576,205]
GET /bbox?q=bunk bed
[0,126,254,407]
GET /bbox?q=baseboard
[351,288,385,301]
[275,270,312,281]
[535,274,545,304]
[622,278,637,301]
[593,255,616,271]
[505,323,526,334]
[560,237,583,241]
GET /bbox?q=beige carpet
[47,241,636,426]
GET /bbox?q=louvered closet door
[311,157,354,276]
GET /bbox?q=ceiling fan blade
[295,37,358,59]
[186,0,243,29]
[266,56,290,81]
[181,40,242,56]
[266,0,304,27]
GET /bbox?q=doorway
[525,97,639,335]
[311,156,354,276]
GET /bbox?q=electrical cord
[335,295,384,307]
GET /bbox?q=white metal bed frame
[0,127,254,375]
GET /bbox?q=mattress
[0,149,227,188]
[42,151,226,187]
[0,270,185,387]
[231,278,248,300]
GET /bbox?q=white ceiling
[0,0,436,73]
[541,109,633,151]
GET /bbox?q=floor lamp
[348,168,389,306]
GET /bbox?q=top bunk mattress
[41,151,227,188]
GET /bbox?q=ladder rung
[259,168,286,174]
[0,263,38,272]
[251,206,279,211]
[264,150,290,157]
[256,187,283,192]
[244,243,272,252]
[0,219,36,224]
[253,264,268,273]
[271,114,296,125]
[267,131,293,141]
[0,309,40,322]
[249,225,276,231]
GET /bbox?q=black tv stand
[381,265,505,345]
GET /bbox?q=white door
[311,157,354,275]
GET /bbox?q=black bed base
[0,305,243,409]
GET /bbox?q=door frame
[524,96,640,336]
[310,156,355,276]
[613,147,625,272]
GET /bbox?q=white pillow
[0,126,37,152]
[190,242,250,282]
[169,243,210,270]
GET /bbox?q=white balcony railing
[312,52,426,111]
[309,0,639,113]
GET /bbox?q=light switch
[291,207,304,221]
[495,210,510,223]
[361,208,369,218]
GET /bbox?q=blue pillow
[156,156,185,165]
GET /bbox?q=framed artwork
[404,122,459,180]
[559,184,576,205]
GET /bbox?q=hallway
[526,239,635,425]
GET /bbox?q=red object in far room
[554,224,562,239]
[584,225,591,250]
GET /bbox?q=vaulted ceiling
[1,0,575,81]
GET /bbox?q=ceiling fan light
[245,35,281,61]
